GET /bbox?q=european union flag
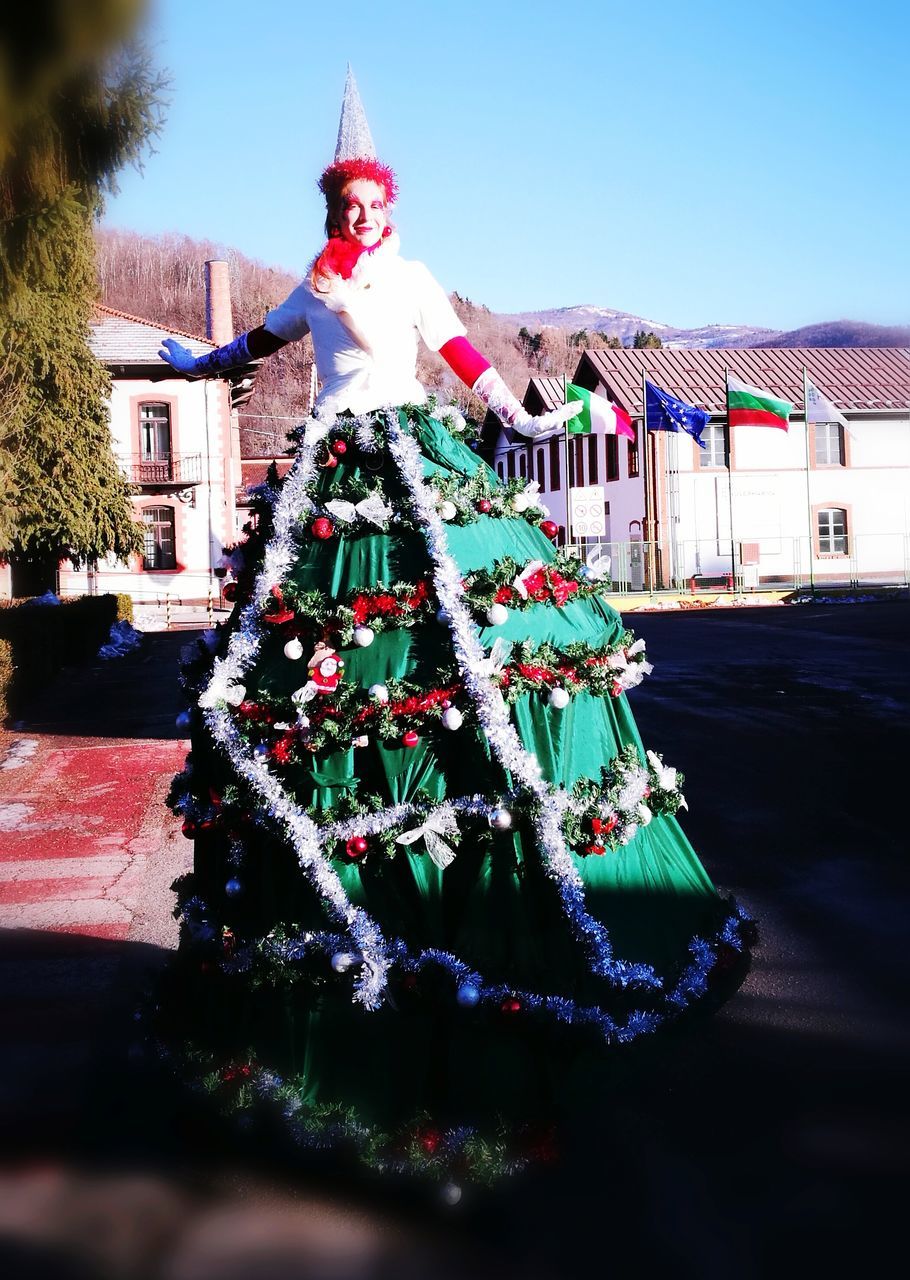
[644,380,711,449]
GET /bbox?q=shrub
[0,594,122,722]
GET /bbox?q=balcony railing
[122,454,203,486]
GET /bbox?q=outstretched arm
[159,325,288,378]
[438,336,582,438]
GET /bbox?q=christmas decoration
[283,638,304,661]
[158,380,752,1195]
[311,517,334,540]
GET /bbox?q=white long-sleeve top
[264,233,465,416]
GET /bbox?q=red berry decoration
[476,498,492,513]
[402,730,419,748]
[540,520,559,540]
[331,439,347,456]
[345,836,369,859]
[312,517,334,540]
[500,996,522,1015]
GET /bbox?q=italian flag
[566,383,635,439]
[727,373,793,431]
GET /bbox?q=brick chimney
[204,259,233,346]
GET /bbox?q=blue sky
[104,0,910,331]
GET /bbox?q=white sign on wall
[570,485,606,536]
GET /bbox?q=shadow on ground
[1,603,907,1276]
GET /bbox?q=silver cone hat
[334,65,376,161]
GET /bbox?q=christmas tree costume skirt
[162,404,752,1185]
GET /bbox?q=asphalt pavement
[0,602,907,1279]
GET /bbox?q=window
[138,402,173,482]
[604,435,619,482]
[506,451,516,480]
[627,426,640,478]
[548,438,561,491]
[699,424,728,468]
[142,506,176,570]
[496,460,505,481]
[535,447,546,492]
[817,507,848,556]
[518,452,527,479]
[587,435,598,484]
[814,422,845,466]
[569,437,585,487]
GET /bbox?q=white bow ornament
[395,807,459,869]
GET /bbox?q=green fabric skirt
[163,405,750,1182]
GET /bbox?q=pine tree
[0,2,167,590]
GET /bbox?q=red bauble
[322,453,338,469]
[345,836,369,858]
[181,819,197,839]
[402,730,419,748]
[476,498,492,513]
[331,439,347,456]
[540,520,559,539]
[222,582,238,601]
[500,996,522,1015]
[312,517,334,540]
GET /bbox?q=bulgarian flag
[727,373,793,431]
[566,383,635,440]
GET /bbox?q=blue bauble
[175,710,192,731]
[580,566,593,581]
[456,982,481,1008]
[253,743,269,760]
[225,877,243,897]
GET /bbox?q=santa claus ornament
[306,642,345,694]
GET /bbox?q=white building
[491,348,910,590]
[60,262,257,604]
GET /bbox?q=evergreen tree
[632,330,663,349]
[0,1,166,590]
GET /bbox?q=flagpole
[563,374,573,548]
[724,368,736,591]
[803,366,815,594]
[641,366,656,591]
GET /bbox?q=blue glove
[159,333,252,377]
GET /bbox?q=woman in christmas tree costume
[158,70,752,1193]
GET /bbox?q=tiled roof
[89,304,214,365]
[576,347,910,416]
[526,376,569,413]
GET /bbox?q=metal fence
[573,533,910,594]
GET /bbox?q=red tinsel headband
[318,157,399,207]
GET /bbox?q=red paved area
[0,740,187,932]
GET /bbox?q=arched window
[535,448,546,492]
[817,507,848,555]
[138,402,174,482]
[518,452,527,478]
[142,506,176,570]
[496,460,505,481]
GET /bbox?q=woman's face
[337,179,388,249]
